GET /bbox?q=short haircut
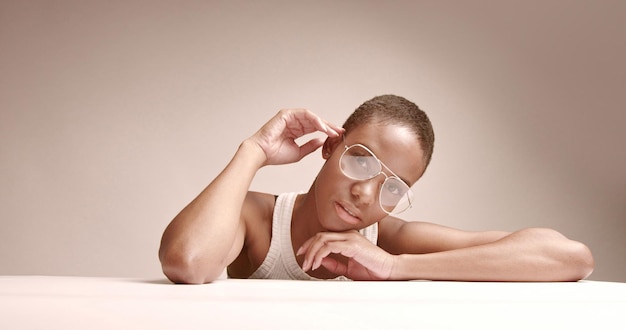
[343,94,435,171]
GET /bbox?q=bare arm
[391,228,594,281]
[382,220,595,281]
[158,141,265,284]
[298,219,593,281]
[158,109,343,284]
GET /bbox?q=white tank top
[248,192,378,280]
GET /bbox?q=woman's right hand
[247,108,344,166]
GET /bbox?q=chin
[318,214,352,232]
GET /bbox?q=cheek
[318,158,343,184]
[363,207,387,226]
[316,171,343,198]
[315,162,351,208]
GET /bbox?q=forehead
[345,123,425,184]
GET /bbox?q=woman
[159,95,594,283]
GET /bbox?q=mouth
[335,202,361,225]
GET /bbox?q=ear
[322,134,343,160]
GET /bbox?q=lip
[335,202,361,225]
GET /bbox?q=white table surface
[1,276,624,329]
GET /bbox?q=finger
[301,236,330,272]
[320,257,348,276]
[311,240,358,270]
[296,234,315,257]
[321,119,345,137]
[303,239,328,272]
[297,109,342,137]
[297,237,316,272]
[299,232,354,271]
[297,137,325,160]
[311,243,336,271]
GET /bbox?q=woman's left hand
[297,231,396,281]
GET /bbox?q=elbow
[550,231,594,281]
[524,228,594,281]
[568,241,594,281]
[159,248,224,284]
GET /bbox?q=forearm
[159,140,265,283]
[391,228,594,282]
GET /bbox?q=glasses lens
[380,177,412,214]
[341,144,413,215]
[340,145,381,180]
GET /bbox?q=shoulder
[377,216,411,254]
[242,191,276,217]
[241,191,276,239]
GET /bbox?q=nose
[350,177,382,207]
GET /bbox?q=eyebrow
[352,140,412,186]
[378,159,412,187]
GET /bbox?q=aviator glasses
[339,139,413,215]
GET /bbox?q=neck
[292,180,326,242]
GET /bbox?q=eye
[355,156,369,169]
[383,178,409,198]
[347,147,378,175]
[384,181,402,196]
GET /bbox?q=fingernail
[296,246,303,256]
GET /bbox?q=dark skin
[159,108,594,283]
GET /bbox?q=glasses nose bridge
[372,170,389,182]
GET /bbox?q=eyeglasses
[339,139,413,215]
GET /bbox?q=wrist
[238,139,268,168]
[389,254,421,281]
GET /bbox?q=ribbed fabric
[248,192,378,280]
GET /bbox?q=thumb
[321,257,348,276]
[297,137,326,160]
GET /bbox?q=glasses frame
[339,137,413,215]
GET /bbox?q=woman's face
[314,122,425,231]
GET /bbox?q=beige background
[1,0,624,282]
